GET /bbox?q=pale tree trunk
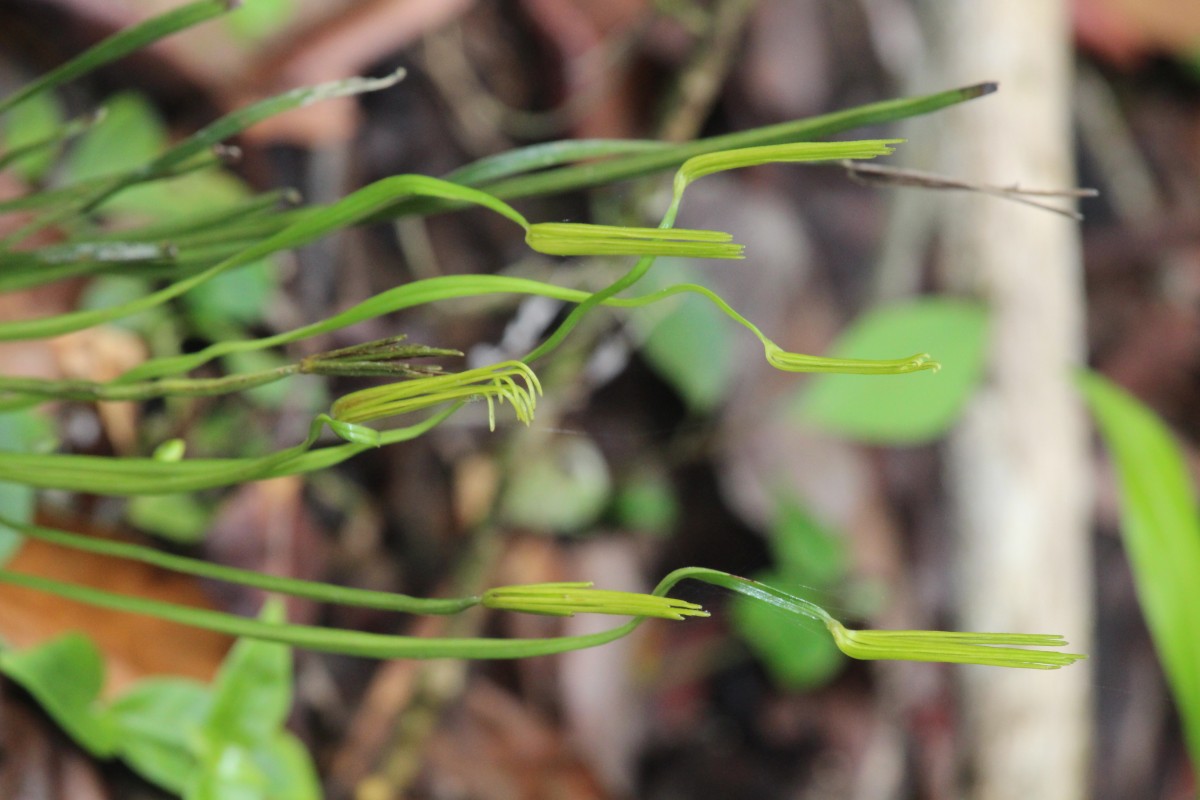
[913,2,1093,798]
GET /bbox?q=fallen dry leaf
[0,513,231,696]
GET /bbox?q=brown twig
[841,159,1098,220]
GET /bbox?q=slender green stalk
[0,407,457,495]
[2,516,476,614]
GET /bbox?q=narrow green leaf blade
[791,298,988,443]
[0,0,234,117]
[1079,371,1200,768]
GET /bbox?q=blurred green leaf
[1079,371,1200,769]
[103,168,250,224]
[78,274,170,334]
[0,633,116,755]
[250,732,321,800]
[791,298,988,443]
[635,260,735,412]
[0,408,58,564]
[182,259,274,333]
[191,599,318,800]
[612,469,678,535]
[501,436,612,533]
[203,599,293,748]
[127,493,211,543]
[65,92,166,182]
[189,743,267,800]
[110,677,210,792]
[771,500,846,585]
[227,0,296,41]
[1,90,63,181]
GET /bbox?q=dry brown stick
[842,160,1098,220]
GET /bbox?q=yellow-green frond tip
[482,582,710,620]
[826,620,1086,670]
[526,222,744,259]
[679,139,904,187]
[330,361,542,432]
[765,343,939,375]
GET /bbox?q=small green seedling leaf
[792,298,988,443]
[0,633,116,755]
[1079,371,1200,768]
[249,732,321,800]
[193,599,320,799]
[203,599,293,748]
[109,677,211,793]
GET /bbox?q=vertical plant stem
[918,2,1093,798]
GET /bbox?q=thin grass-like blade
[0,0,234,117]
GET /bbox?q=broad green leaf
[204,599,292,747]
[1,90,63,181]
[0,633,116,755]
[791,298,988,443]
[500,436,612,533]
[1079,371,1200,768]
[64,93,167,183]
[0,407,57,564]
[110,677,210,793]
[731,572,843,689]
[635,260,735,412]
